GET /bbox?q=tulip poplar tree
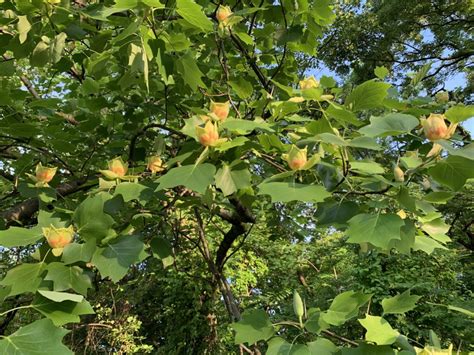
[0,0,473,354]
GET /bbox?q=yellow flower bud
[216,5,233,23]
[397,210,407,219]
[35,163,57,185]
[299,76,319,90]
[394,165,405,182]
[42,225,74,256]
[196,121,220,147]
[421,113,458,143]
[210,101,230,121]
[320,94,334,101]
[435,91,449,103]
[147,156,165,174]
[284,145,308,171]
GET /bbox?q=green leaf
[348,136,382,150]
[341,343,396,355]
[176,51,206,91]
[0,226,43,248]
[305,309,330,333]
[349,160,385,175]
[420,218,451,244]
[176,0,213,32]
[345,80,391,112]
[31,41,51,67]
[257,182,330,203]
[62,241,96,265]
[413,235,447,254]
[37,290,84,303]
[157,163,216,194]
[17,16,31,44]
[215,163,251,196]
[229,77,253,99]
[374,66,389,79]
[0,60,15,76]
[347,213,404,249]
[411,62,431,86]
[322,291,372,326]
[73,193,115,242]
[359,113,419,137]
[307,338,338,355]
[359,315,399,345]
[221,119,274,134]
[32,295,94,326]
[50,32,67,64]
[114,182,153,204]
[0,319,73,355]
[445,104,474,123]
[231,309,274,345]
[428,156,474,191]
[423,191,454,204]
[446,305,474,318]
[44,263,92,296]
[382,290,421,314]
[150,237,174,268]
[91,235,148,282]
[266,337,310,355]
[0,263,45,297]
[326,102,360,126]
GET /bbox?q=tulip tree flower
[28,163,57,187]
[299,76,319,90]
[216,5,233,24]
[147,156,166,174]
[421,113,457,158]
[42,225,74,256]
[435,91,449,103]
[421,113,457,141]
[100,157,136,181]
[282,145,320,171]
[195,121,227,147]
[210,101,230,122]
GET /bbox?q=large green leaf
[221,119,274,134]
[346,213,404,249]
[0,263,45,297]
[307,338,338,355]
[177,51,206,91]
[428,156,474,190]
[0,226,42,248]
[215,163,252,196]
[32,296,94,326]
[91,235,148,282]
[62,240,96,265]
[157,163,216,194]
[359,113,419,137]
[45,263,92,296]
[73,193,115,242]
[412,235,447,254]
[266,337,310,355]
[381,290,421,314]
[176,0,213,32]
[359,315,399,345]
[321,291,372,326]
[114,182,153,204]
[258,182,330,203]
[231,309,274,345]
[37,290,84,303]
[345,80,391,112]
[445,104,474,123]
[0,319,73,355]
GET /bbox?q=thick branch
[2,178,92,225]
[215,198,256,270]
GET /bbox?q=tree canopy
[0,0,473,354]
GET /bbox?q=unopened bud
[394,165,405,182]
[422,114,448,141]
[435,91,449,104]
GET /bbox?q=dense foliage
[0,0,473,354]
